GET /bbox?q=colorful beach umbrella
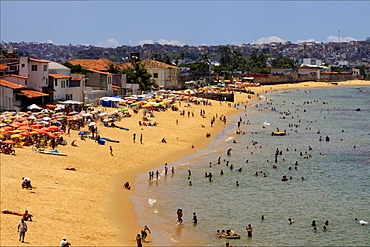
[3,140,15,144]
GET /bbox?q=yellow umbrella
[11,134,22,138]
[0,134,4,139]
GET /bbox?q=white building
[19,57,50,92]
[303,58,323,66]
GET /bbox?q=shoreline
[1,80,369,246]
[105,80,370,246]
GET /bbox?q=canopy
[27,104,42,110]
[58,100,83,105]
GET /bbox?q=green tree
[62,62,87,74]
[122,62,154,93]
[106,62,120,74]
[219,45,232,67]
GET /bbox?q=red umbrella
[53,132,64,135]
[30,124,42,129]
[3,140,15,144]
[21,132,32,136]
[17,126,32,131]
[48,126,59,130]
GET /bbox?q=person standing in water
[192,212,198,224]
[246,224,253,237]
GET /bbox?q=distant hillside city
[0,39,369,112]
[1,40,370,67]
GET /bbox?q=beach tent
[99,97,122,107]
[27,104,42,110]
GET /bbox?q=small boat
[272,132,286,136]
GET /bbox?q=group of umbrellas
[0,111,76,145]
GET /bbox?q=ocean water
[131,85,370,246]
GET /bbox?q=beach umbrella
[78,130,89,135]
[0,134,4,139]
[68,112,78,115]
[11,134,22,138]
[122,108,129,111]
[53,132,64,135]
[48,126,59,130]
[85,104,93,107]
[17,126,32,131]
[20,132,32,136]
[30,131,39,135]
[88,122,97,126]
[3,140,15,144]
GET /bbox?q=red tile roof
[90,66,108,71]
[71,76,83,81]
[0,74,29,79]
[0,79,26,89]
[0,64,8,70]
[20,90,49,98]
[29,58,50,63]
[86,69,112,75]
[112,85,122,88]
[68,58,113,70]
[49,73,71,79]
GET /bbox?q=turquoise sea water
[131,86,370,246]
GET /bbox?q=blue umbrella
[78,131,88,135]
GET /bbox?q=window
[55,79,57,87]
[66,80,69,87]
[153,73,158,78]
[21,64,25,67]
[31,65,37,71]
[66,94,73,100]
[43,65,47,71]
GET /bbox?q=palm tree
[123,62,154,93]
[106,62,120,74]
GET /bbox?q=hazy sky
[1,1,369,47]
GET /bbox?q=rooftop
[0,79,26,89]
[20,90,49,98]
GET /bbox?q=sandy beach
[1,80,369,246]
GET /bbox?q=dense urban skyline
[1,1,369,47]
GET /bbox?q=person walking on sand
[17,218,27,242]
[141,226,151,241]
[140,134,143,144]
[133,132,136,143]
[110,146,113,156]
[60,237,71,247]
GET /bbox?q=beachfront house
[0,79,25,111]
[19,57,50,93]
[48,62,86,103]
[119,60,182,89]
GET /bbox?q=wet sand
[1,80,369,246]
